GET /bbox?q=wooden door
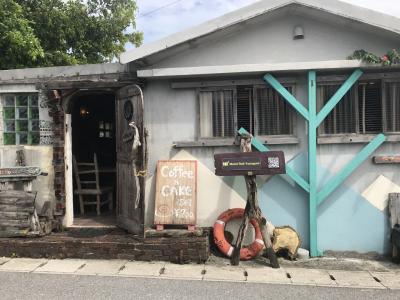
[116,85,145,235]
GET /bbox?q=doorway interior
[71,92,117,227]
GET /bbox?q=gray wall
[149,14,400,68]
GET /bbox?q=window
[385,82,400,132]
[199,85,295,138]
[99,121,113,138]
[317,80,400,136]
[199,89,235,138]
[2,94,40,145]
[254,86,294,136]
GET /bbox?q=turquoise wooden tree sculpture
[239,69,386,257]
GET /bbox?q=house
[1,0,400,257]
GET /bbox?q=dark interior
[72,93,117,222]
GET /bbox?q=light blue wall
[256,153,391,254]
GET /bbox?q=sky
[134,0,400,46]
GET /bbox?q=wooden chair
[72,153,113,215]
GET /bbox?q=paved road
[1,272,400,300]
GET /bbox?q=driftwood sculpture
[231,133,279,268]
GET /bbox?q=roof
[0,63,127,82]
[120,0,400,64]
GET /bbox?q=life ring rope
[213,208,264,261]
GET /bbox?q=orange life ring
[213,208,264,260]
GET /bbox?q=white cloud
[134,0,400,46]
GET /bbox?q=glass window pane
[3,95,15,107]
[17,107,28,119]
[16,95,28,106]
[3,133,16,145]
[29,94,38,107]
[4,107,15,119]
[29,107,39,119]
[29,132,40,145]
[5,120,15,132]
[99,131,105,137]
[16,120,28,132]
[30,120,40,131]
[18,133,28,144]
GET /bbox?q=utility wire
[138,0,184,18]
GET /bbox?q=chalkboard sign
[214,152,285,176]
[154,160,197,226]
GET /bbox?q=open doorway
[71,93,117,227]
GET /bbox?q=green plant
[348,49,400,66]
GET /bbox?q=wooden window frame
[252,84,298,142]
[174,83,299,148]
[196,86,237,141]
[317,76,400,144]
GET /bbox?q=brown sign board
[154,160,197,226]
[214,152,286,176]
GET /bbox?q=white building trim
[137,60,373,78]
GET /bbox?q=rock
[297,248,310,260]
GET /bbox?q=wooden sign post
[214,134,286,268]
[154,160,197,230]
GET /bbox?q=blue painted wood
[316,69,363,127]
[308,71,320,257]
[317,134,386,205]
[248,69,385,258]
[238,128,310,192]
[263,74,309,121]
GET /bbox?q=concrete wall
[0,145,55,212]
[150,13,400,68]
[0,85,55,214]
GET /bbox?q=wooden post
[230,133,279,268]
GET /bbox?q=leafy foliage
[348,49,400,66]
[0,0,142,69]
[0,0,44,69]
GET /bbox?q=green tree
[0,0,44,69]
[1,0,143,69]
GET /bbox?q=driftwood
[0,190,41,236]
[231,133,279,268]
[389,193,400,261]
[272,226,301,260]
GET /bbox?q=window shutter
[318,85,357,134]
[237,86,253,134]
[199,89,234,138]
[385,82,400,132]
[255,86,293,136]
[358,82,382,134]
